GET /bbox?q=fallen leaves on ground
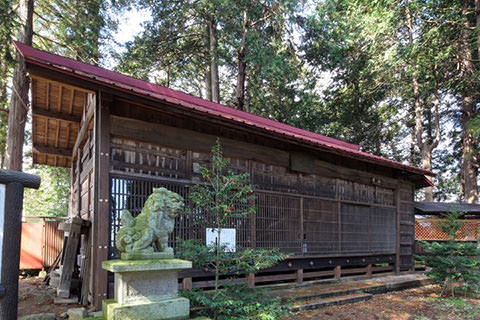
[18,277,83,317]
[289,285,480,320]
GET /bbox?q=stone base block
[120,251,173,260]
[103,297,189,320]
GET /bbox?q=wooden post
[366,264,372,277]
[477,225,480,249]
[336,179,342,254]
[57,217,82,298]
[300,197,304,254]
[248,160,256,249]
[0,170,40,320]
[182,277,193,291]
[395,187,401,274]
[92,91,111,309]
[334,265,341,280]
[247,273,255,288]
[296,269,304,284]
[76,149,81,217]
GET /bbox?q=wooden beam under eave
[72,94,95,160]
[30,74,96,95]
[32,106,81,123]
[33,144,73,157]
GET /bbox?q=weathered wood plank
[291,152,399,189]
[92,91,111,309]
[110,115,290,167]
[57,217,82,298]
[72,94,95,160]
[32,107,81,123]
[33,144,72,157]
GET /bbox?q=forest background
[1,0,480,216]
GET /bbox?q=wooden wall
[83,96,418,303]
[106,98,416,270]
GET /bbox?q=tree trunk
[208,16,220,103]
[245,73,251,113]
[477,0,480,61]
[236,11,248,111]
[406,2,441,201]
[5,0,34,171]
[459,1,478,203]
[204,23,212,101]
[421,148,434,201]
[461,95,478,203]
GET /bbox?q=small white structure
[206,228,236,252]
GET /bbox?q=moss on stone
[102,259,191,272]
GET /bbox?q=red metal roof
[15,41,434,177]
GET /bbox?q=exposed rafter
[33,144,73,157]
[32,106,81,123]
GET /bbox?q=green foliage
[23,165,70,217]
[186,139,258,292]
[35,0,120,64]
[176,239,288,275]
[301,0,402,156]
[418,211,480,296]
[181,283,291,320]
[180,139,289,320]
[188,139,256,229]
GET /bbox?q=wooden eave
[30,74,94,168]
[25,60,432,188]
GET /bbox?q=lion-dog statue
[116,187,184,256]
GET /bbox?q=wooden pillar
[0,170,40,320]
[247,273,255,288]
[336,179,342,254]
[296,269,303,284]
[334,265,341,280]
[300,197,304,254]
[248,160,256,249]
[395,187,401,274]
[76,149,81,217]
[92,91,111,309]
[366,264,372,277]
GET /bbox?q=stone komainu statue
[116,187,184,255]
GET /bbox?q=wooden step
[292,293,373,311]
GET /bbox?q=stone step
[278,277,432,302]
[292,293,373,311]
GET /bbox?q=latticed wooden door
[255,192,302,254]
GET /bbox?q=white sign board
[206,228,236,252]
[0,184,5,280]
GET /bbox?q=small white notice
[206,228,236,252]
[0,184,5,280]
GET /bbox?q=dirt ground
[18,278,480,319]
[18,277,83,318]
[291,285,480,320]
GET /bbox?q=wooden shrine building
[15,42,433,309]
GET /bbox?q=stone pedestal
[102,259,192,320]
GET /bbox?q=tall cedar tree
[116,0,306,114]
[0,0,17,168]
[5,0,33,171]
